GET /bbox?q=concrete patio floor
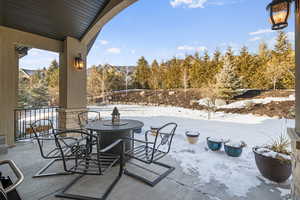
[0,141,291,200]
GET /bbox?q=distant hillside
[87,64,136,75]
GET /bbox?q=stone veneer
[288,128,300,200]
[58,108,87,130]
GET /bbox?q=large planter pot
[185,131,200,144]
[253,147,292,183]
[207,137,222,151]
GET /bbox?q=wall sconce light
[267,0,293,30]
[74,54,84,71]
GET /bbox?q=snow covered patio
[1,104,292,200]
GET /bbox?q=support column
[289,2,300,199]
[58,37,87,130]
[0,33,19,146]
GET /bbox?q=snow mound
[225,141,246,148]
[219,96,295,109]
[207,137,223,143]
[255,147,291,160]
[198,95,295,109]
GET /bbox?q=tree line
[18,60,59,107]
[18,31,295,107]
[131,31,295,92]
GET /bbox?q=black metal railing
[14,107,59,141]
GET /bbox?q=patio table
[85,119,144,155]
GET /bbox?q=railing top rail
[14,106,59,111]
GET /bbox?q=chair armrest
[122,137,154,144]
[100,139,123,153]
[0,160,24,193]
[36,137,55,141]
[62,136,89,147]
[53,128,65,132]
[144,130,152,142]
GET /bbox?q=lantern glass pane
[272,10,288,24]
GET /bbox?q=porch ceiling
[0,0,109,41]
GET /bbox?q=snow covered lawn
[89,104,294,198]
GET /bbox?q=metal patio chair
[30,119,77,178]
[54,130,124,200]
[78,111,101,129]
[124,122,177,187]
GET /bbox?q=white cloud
[19,49,58,69]
[287,32,295,41]
[100,40,109,45]
[170,0,207,8]
[170,0,242,8]
[249,37,261,42]
[249,29,274,35]
[107,48,121,54]
[177,45,207,51]
[131,50,136,54]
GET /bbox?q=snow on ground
[89,104,294,198]
[198,95,295,109]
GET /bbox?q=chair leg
[33,159,71,178]
[55,173,122,200]
[124,161,175,187]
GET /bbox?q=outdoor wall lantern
[267,0,294,30]
[74,54,84,71]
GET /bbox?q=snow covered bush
[201,84,219,119]
[288,105,295,119]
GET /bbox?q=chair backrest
[30,119,56,158]
[54,130,103,175]
[78,111,101,128]
[151,123,177,160]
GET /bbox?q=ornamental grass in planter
[253,134,292,183]
[185,131,200,144]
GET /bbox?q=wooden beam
[81,0,138,46]
[0,26,63,52]
[0,0,4,25]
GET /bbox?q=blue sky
[20,0,295,69]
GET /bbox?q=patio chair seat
[68,153,120,175]
[126,145,166,163]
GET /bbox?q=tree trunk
[273,79,277,90]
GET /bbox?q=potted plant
[207,137,223,151]
[253,134,292,183]
[224,141,246,157]
[185,131,200,144]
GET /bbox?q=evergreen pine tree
[149,59,160,91]
[216,55,242,99]
[133,56,150,89]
